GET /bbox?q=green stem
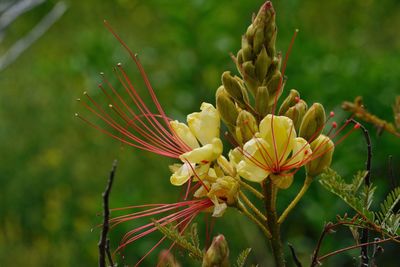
[239,191,267,222]
[278,175,313,224]
[264,180,285,267]
[238,180,264,199]
[237,201,271,239]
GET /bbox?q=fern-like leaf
[319,168,374,221]
[154,221,203,260]
[375,187,400,234]
[235,248,252,267]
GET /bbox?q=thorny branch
[99,160,117,267]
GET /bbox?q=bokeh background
[1,0,399,266]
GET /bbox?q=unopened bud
[242,61,257,95]
[299,103,326,142]
[158,249,181,267]
[266,71,283,105]
[278,89,300,115]
[255,86,270,117]
[285,100,308,131]
[216,86,239,129]
[236,110,258,145]
[221,72,249,107]
[255,46,271,82]
[241,37,253,62]
[306,135,334,177]
[202,235,230,267]
[253,27,265,55]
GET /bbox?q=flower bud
[255,86,270,117]
[241,37,253,62]
[253,27,265,55]
[299,103,326,142]
[255,46,271,82]
[208,176,239,206]
[278,89,300,115]
[236,110,258,145]
[266,71,283,105]
[202,235,230,267]
[158,250,181,267]
[242,61,258,95]
[285,99,308,131]
[216,86,238,130]
[221,71,249,107]
[306,135,334,177]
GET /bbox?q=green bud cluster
[236,1,282,106]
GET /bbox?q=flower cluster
[78,1,360,265]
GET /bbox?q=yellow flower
[237,115,312,189]
[169,103,223,186]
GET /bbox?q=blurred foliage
[0,0,399,266]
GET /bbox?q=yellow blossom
[169,103,223,186]
[237,115,312,189]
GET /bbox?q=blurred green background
[1,0,399,266]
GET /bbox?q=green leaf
[235,248,252,267]
[153,221,203,261]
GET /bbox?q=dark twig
[99,160,117,267]
[318,236,400,262]
[350,119,372,266]
[288,243,302,267]
[310,216,361,267]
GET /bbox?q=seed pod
[285,99,308,131]
[236,110,258,145]
[306,135,334,177]
[202,235,230,267]
[278,89,300,115]
[299,103,326,142]
[216,86,239,129]
[255,86,270,118]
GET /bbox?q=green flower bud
[285,99,308,131]
[241,37,253,62]
[255,86,270,118]
[253,27,265,55]
[306,135,334,177]
[278,89,300,115]
[216,86,239,130]
[158,250,181,267]
[266,71,283,106]
[299,103,326,142]
[255,46,271,82]
[236,110,258,145]
[202,235,230,267]
[242,61,257,95]
[221,71,249,107]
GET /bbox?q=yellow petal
[170,162,193,186]
[170,120,199,149]
[187,102,220,145]
[259,115,296,164]
[283,137,312,169]
[270,173,294,189]
[179,138,222,163]
[210,196,227,217]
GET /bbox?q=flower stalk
[264,180,285,267]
